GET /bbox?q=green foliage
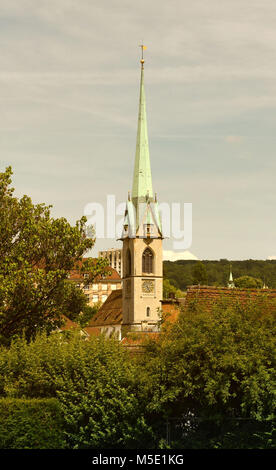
[56,334,152,449]
[77,303,101,328]
[235,275,263,289]
[0,298,275,448]
[192,261,208,285]
[0,398,65,449]
[164,259,276,290]
[163,279,185,299]
[0,167,107,344]
[0,332,153,449]
[140,296,276,424]
[167,416,275,449]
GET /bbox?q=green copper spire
[131,50,153,204]
[120,47,162,239]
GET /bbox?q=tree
[192,261,208,285]
[140,295,276,447]
[77,303,101,328]
[234,276,263,289]
[163,279,185,299]
[0,167,107,344]
[163,259,276,290]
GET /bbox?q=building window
[92,283,98,290]
[83,284,90,290]
[102,294,108,302]
[146,307,150,317]
[83,273,89,279]
[111,284,117,290]
[142,248,154,273]
[126,248,131,276]
[101,284,107,291]
[92,295,99,303]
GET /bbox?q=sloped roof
[184,285,276,311]
[87,289,123,327]
[69,258,121,282]
[161,286,276,323]
[60,315,79,331]
[161,299,182,323]
[84,326,101,336]
[121,331,160,350]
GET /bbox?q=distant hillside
[163,259,276,290]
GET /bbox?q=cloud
[267,256,276,260]
[163,250,199,261]
[1,1,276,260]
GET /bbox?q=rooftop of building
[184,285,276,309]
[69,257,121,282]
[86,289,123,328]
[85,284,276,342]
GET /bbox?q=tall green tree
[0,167,107,344]
[192,261,208,285]
[141,295,276,425]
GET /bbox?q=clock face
[142,279,155,294]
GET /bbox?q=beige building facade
[98,248,122,277]
[122,237,162,334]
[69,262,122,307]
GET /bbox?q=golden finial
[139,44,147,67]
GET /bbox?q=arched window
[142,248,154,273]
[126,248,131,276]
[146,307,150,317]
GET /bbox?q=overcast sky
[1,0,276,260]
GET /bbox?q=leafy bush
[0,298,275,449]
[0,398,65,449]
[0,332,153,448]
[140,296,276,422]
[167,416,275,449]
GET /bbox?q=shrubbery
[0,332,153,449]
[0,398,65,449]
[0,295,275,449]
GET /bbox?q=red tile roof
[121,331,160,350]
[184,285,276,311]
[84,326,101,336]
[60,315,79,331]
[160,286,276,324]
[161,299,182,323]
[69,258,121,282]
[87,289,123,327]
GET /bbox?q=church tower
[121,47,163,334]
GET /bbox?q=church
[86,48,164,340]
[80,51,276,343]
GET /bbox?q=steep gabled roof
[87,289,123,327]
